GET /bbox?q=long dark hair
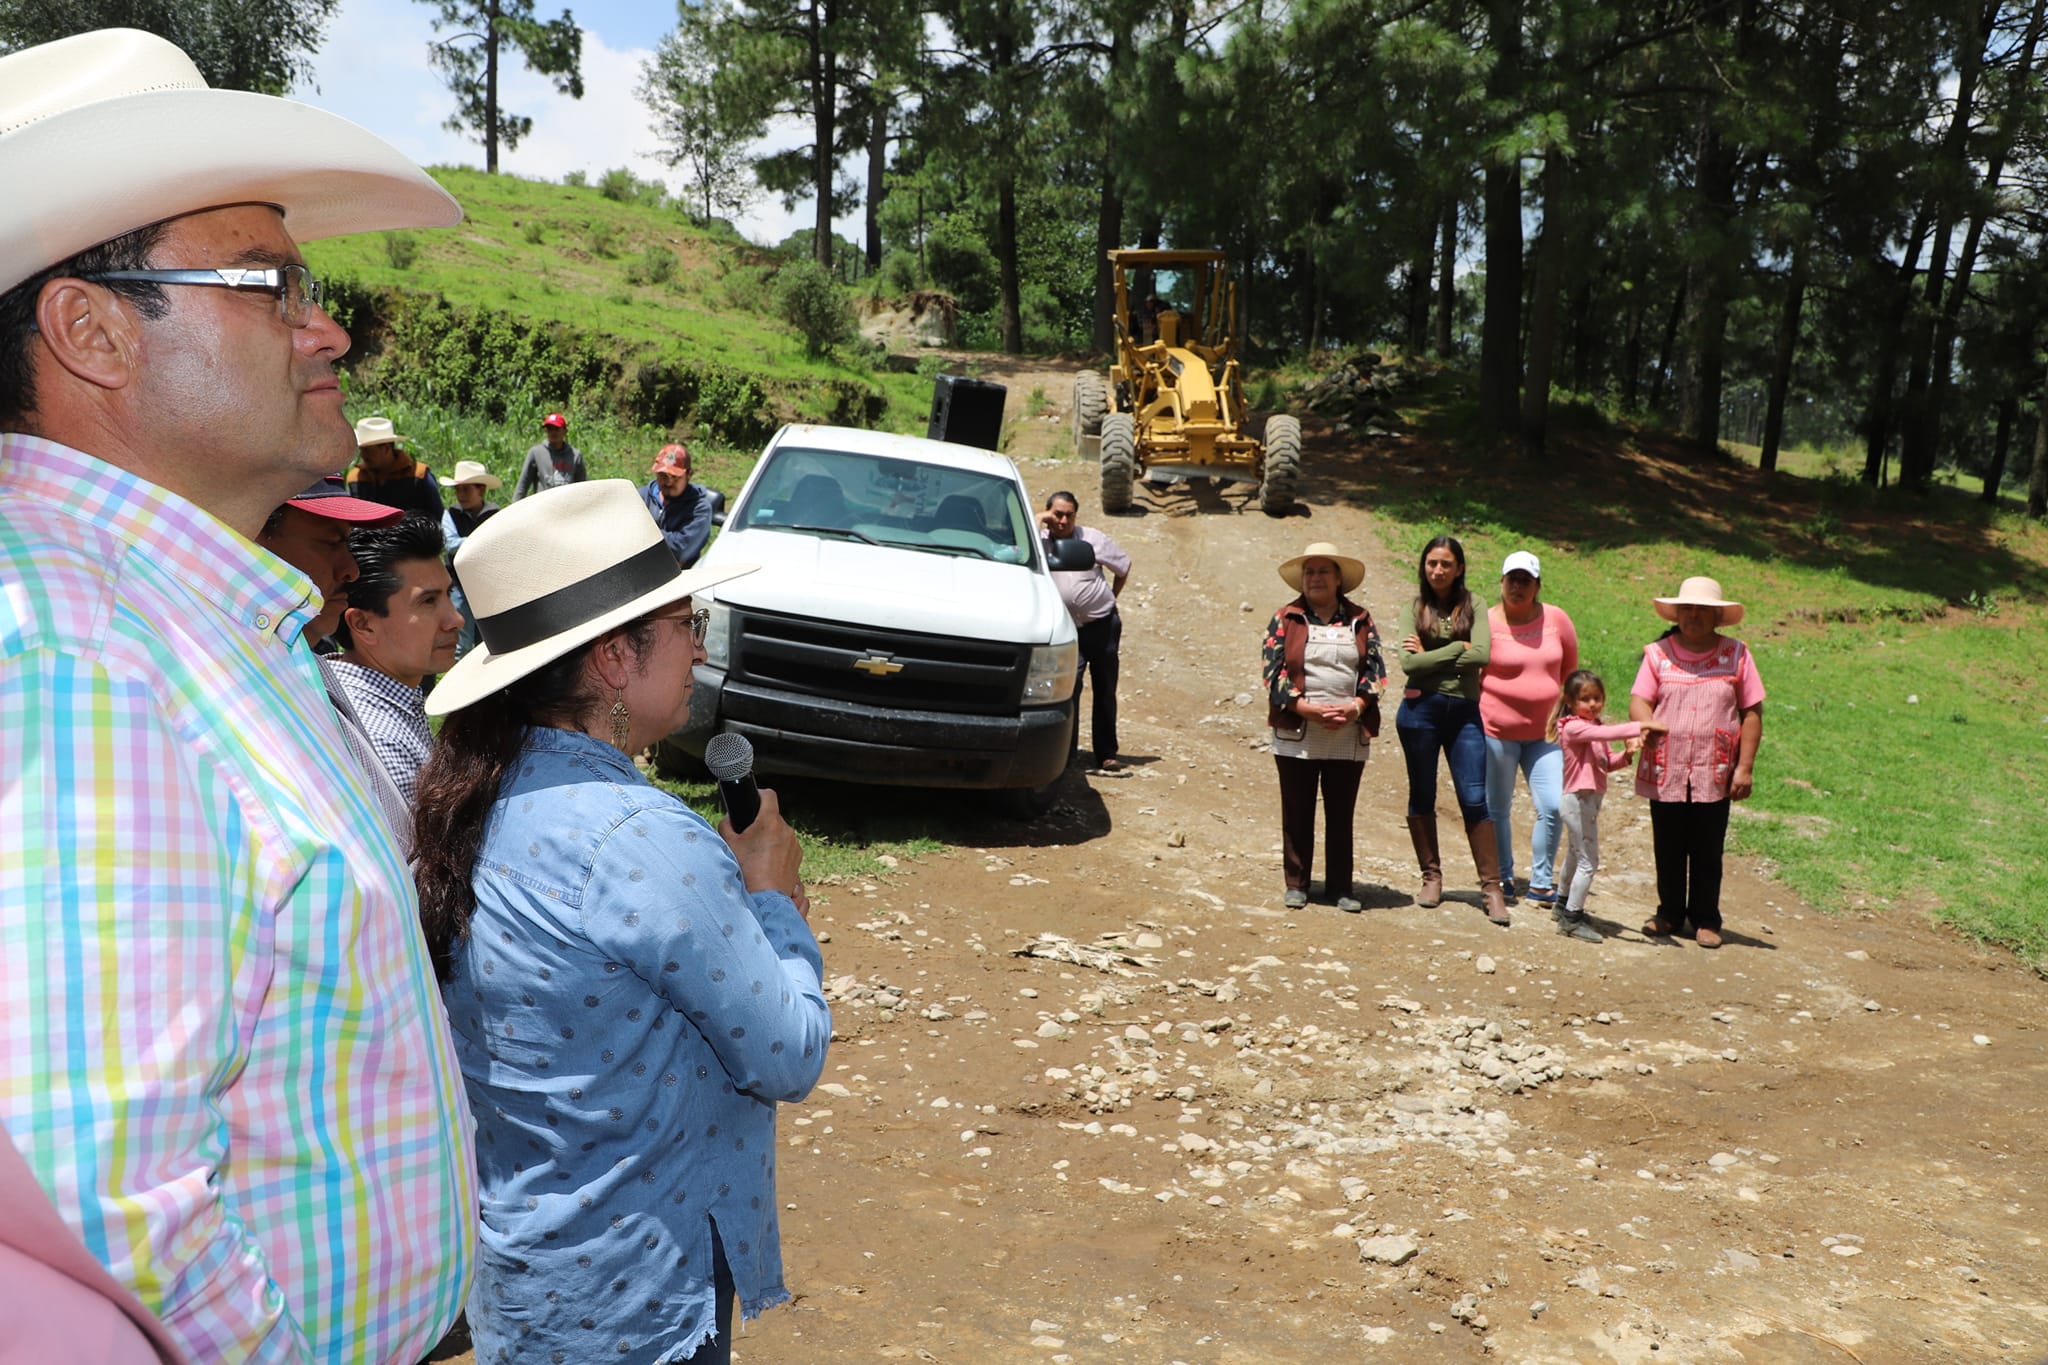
[1412,535,1474,641]
[412,618,658,981]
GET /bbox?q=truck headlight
[702,601,733,669]
[1022,639,1079,705]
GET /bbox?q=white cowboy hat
[1279,542,1366,595]
[353,416,407,449]
[427,481,757,717]
[1653,575,1745,625]
[0,29,461,296]
[437,459,502,490]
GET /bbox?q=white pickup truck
[660,424,1098,813]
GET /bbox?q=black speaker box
[926,374,1007,452]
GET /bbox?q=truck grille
[730,608,1029,715]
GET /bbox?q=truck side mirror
[1044,536,1097,571]
[708,487,728,526]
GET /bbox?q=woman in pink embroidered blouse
[1629,576,1765,949]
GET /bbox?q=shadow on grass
[1293,375,2048,606]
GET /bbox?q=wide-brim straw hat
[1279,542,1366,595]
[438,459,501,489]
[426,480,757,717]
[0,29,461,296]
[1653,575,1745,625]
[354,416,407,449]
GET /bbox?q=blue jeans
[1486,736,1563,891]
[1395,693,1488,822]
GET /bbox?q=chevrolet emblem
[852,654,904,676]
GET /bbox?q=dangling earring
[609,691,631,750]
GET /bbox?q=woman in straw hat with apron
[1261,542,1387,911]
[412,481,830,1363]
[1629,576,1766,949]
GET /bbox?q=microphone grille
[703,732,755,783]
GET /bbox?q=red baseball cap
[542,412,568,429]
[650,443,690,474]
[286,476,404,525]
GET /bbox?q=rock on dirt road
[443,365,2048,1364]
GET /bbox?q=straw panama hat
[438,460,502,489]
[426,480,757,717]
[1654,576,1745,625]
[0,28,461,297]
[1279,542,1366,594]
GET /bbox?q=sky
[298,0,830,246]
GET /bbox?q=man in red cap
[255,479,416,841]
[639,441,715,567]
[515,410,588,499]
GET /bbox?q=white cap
[1501,550,1541,579]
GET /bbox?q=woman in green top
[1395,536,1508,924]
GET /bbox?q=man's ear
[34,279,144,393]
[342,604,377,646]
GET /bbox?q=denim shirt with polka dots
[444,726,830,1364]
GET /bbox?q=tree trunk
[811,0,837,268]
[2029,369,2048,518]
[485,0,501,173]
[1403,241,1430,357]
[1091,25,1127,354]
[1926,0,2044,478]
[1862,211,1931,484]
[1677,0,1755,450]
[1434,195,1457,358]
[1620,270,1645,409]
[864,102,886,271]
[996,169,1022,352]
[1648,277,1685,412]
[1477,0,1523,433]
[1759,236,1809,476]
[1519,154,1570,459]
[1899,1,2002,490]
[1981,393,2017,503]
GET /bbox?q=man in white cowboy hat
[437,458,502,655]
[348,413,445,522]
[0,28,475,1364]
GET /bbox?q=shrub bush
[588,220,620,258]
[382,232,420,270]
[626,244,677,286]
[775,259,856,358]
[925,215,997,314]
[880,249,920,295]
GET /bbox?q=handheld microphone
[703,733,762,832]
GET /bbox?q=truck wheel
[1260,414,1301,515]
[1072,372,1108,445]
[1100,413,1136,513]
[650,735,711,783]
[998,772,1064,819]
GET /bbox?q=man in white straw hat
[348,413,445,522]
[438,458,504,656]
[0,28,475,1363]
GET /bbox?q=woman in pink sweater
[1480,550,1579,909]
[1550,670,1662,941]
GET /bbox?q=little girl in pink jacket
[1550,670,1663,940]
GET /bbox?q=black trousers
[1275,755,1365,895]
[1649,798,1731,932]
[1073,608,1122,762]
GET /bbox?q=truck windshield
[733,447,1036,564]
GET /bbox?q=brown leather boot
[1465,817,1511,925]
[1407,814,1443,908]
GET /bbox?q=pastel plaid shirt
[0,436,475,1363]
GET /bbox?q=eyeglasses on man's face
[84,263,326,328]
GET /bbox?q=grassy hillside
[305,167,932,459]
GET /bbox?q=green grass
[648,775,944,883]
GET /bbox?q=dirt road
[447,365,2048,1363]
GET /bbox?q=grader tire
[1100,413,1136,513]
[1260,414,1302,515]
[1072,372,1108,445]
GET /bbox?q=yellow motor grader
[1072,248,1299,514]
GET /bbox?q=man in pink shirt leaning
[1043,489,1134,771]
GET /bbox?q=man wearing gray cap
[0,28,474,1364]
